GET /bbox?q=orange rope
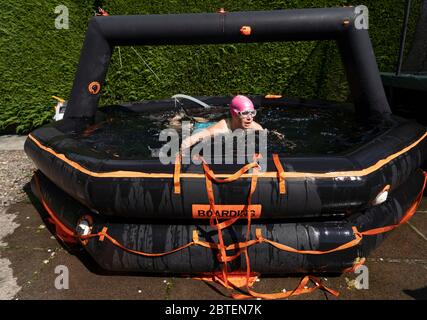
[201,154,261,286]
[174,153,181,194]
[272,153,286,194]
[233,274,339,300]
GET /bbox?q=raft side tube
[24,113,427,220]
[30,168,425,274]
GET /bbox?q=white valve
[372,185,390,206]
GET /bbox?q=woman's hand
[181,136,193,151]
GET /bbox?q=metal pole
[396,0,412,75]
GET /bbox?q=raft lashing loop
[87,81,101,95]
[33,160,427,300]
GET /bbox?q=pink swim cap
[230,95,255,117]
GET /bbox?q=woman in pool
[180,95,263,150]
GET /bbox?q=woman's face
[234,109,257,129]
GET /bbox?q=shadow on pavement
[403,286,427,300]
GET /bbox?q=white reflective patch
[333,176,362,182]
[373,190,388,206]
[334,176,346,181]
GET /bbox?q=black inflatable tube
[24,100,427,220]
[65,7,390,119]
[31,169,425,274]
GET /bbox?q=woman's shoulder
[252,121,264,130]
[214,118,231,129]
[206,119,230,134]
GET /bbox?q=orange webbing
[201,154,261,286]
[237,162,338,299]
[193,272,260,289]
[272,153,286,194]
[240,161,260,296]
[199,155,259,184]
[90,227,196,257]
[343,257,366,273]
[233,272,339,300]
[204,169,232,283]
[174,153,181,194]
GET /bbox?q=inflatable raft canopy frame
[25,6,427,299]
[65,6,391,120]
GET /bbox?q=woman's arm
[181,120,228,151]
[181,129,210,150]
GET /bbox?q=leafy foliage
[0,0,421,133]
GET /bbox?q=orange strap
[192,235,259,251]
[201,154,261,286]
[89,227,195,257]
[232,244,339,300]
[343,257,366,273]
[174,154,181,194]
[272,154,286,194]
[203,166,232,284]
[233,272,339,300]
[193,272,260,290]
[204,168,229,284]
[199,155,259,183]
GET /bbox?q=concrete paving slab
[4,203,59,251]
[0,135,27,151]
[15,248,169,300]
[241,276,332,300]
[368,219,427,260]
[2,203,167,300]
[167,277,230,300]
[408,212,427,240]
[325,260,427,300]
[0,206,21,299]
[414,190,427,211]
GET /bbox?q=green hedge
[0,0,421,133]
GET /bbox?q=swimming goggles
[236,109,257,118]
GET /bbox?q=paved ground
[0,136,426,300]
[0,135,26,151]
